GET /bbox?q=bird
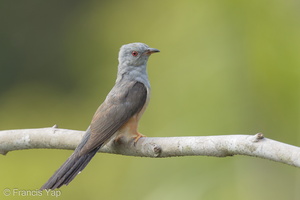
[40,42,159,190]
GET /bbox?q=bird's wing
[79,81,147,155]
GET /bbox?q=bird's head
[118,43,160,67]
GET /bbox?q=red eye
[132,51,138,56]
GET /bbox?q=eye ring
[131,51,138,57]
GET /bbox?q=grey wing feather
[79,81,147,155]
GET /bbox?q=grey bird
[40,43,159,190]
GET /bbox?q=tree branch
[0,127,299,168]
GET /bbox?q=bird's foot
[133,133,145,146]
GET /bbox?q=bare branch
[0,128,299,168]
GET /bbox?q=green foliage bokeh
[0,1,299,200]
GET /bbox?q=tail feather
[40,147,99,190]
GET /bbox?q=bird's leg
[133,132,146,145]
[113,132,145,146]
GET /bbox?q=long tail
[40,148,98,190]
[40,128,99,190]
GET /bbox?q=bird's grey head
[118,43,160,67]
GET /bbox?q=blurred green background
[1,0,299,199]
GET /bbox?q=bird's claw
[133,133,145,146]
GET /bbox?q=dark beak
[145,48,160,55]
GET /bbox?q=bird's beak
[145,48,160,55]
